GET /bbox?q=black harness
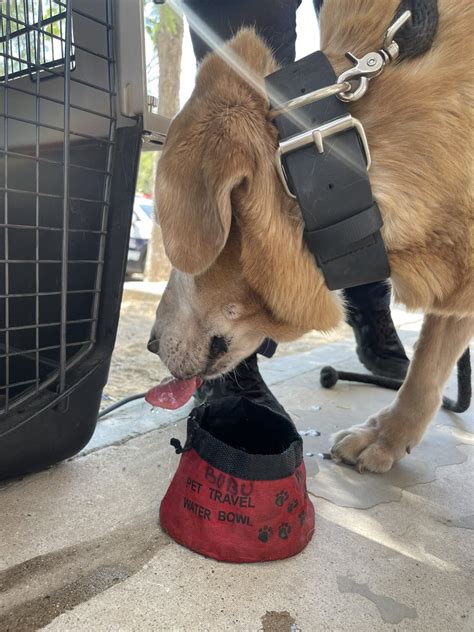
[266,0,438,291]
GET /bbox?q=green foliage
[136,152,156,196]
[139,1,182,196]
[144,0,181,43]
[1,1,65,75]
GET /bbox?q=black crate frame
[0,0,143,478]
[1,0,115,415]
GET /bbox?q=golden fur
[158,0,473,331]
[152,0,473,472]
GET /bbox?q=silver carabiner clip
[337,10,411,103]
[383,10,412,61]
[337,51,385,102]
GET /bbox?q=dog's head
[149,29,342,379]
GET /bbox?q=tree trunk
[144,9,184,282]
[144,153,171,282]
[156,12,184,119]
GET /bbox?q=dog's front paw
[330,413,414,473]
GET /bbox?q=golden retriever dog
[149,0,473,472]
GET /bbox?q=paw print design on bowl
[275,490,289,507]
[258,526,274,543]
[278,522,292,539]
[287,499,299,513]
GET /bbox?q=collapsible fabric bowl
[159,396,315,563]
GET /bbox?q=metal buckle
[275,114,371,199]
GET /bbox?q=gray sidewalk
[0,315,472,631]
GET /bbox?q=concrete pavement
[1,312,472,631]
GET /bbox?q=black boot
[344,282,409,380]
[195,353,288,416]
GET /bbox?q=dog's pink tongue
[145,376,201,410]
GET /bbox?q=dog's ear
[223,27,277,78]
[156,136,250,275]
[156,26,274,275]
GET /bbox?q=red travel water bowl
[159,397,315,563]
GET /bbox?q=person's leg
[343,282,409,380]
[183,0,301,66]
[313,0,324,16]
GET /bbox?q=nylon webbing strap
[392,0,439,60]
[314,0,439,60]
[266,52,390,290]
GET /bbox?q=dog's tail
[320,347,471,413]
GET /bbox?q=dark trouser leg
[183,0,301,66]
[313,0,324,16]
[344,282,409,379]
[344,280,391,312]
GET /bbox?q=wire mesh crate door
[0,0,117,416]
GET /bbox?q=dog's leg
[331,314,474,473]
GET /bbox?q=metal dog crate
[0,0,169,478]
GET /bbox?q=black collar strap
[266,52,390,290]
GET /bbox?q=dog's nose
[147,337,160,354]
[209,335,228,359]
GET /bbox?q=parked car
[127,196,154,275]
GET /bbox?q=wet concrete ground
[1,311,472,631]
